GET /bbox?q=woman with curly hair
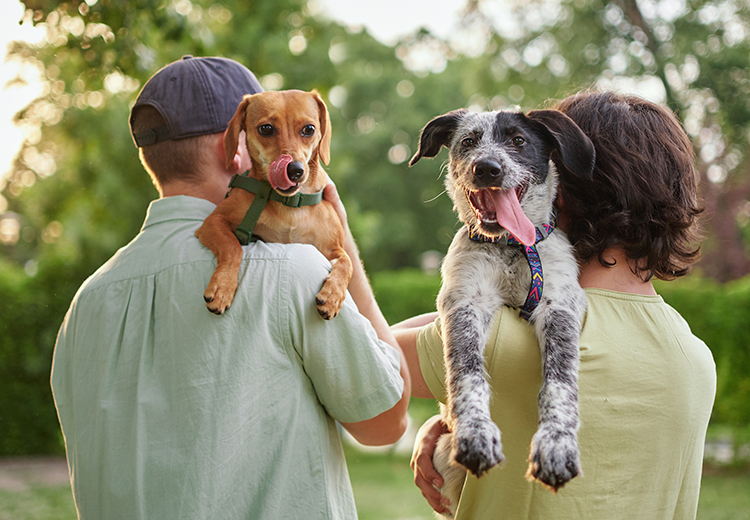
[396,90,715,520]
[556,91,704,281]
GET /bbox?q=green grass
[349,457,750,520]
[343,398,438,520]
[1,459,747,520]
[0,485,77,520]
[345,447,434,520]
[696,471,750,520]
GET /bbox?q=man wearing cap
[51,56,410,519]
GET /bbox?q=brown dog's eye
[301,125,316,137]
[513,136,526,146]
[258,124,274,137]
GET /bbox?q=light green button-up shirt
[52,195,403,520]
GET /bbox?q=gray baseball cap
[130,55,263,147]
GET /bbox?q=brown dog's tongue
[493,189,537,246]
[270,154,295,191]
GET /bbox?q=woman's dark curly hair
[552,91,704,281]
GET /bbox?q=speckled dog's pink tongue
[269,154,294,190]
[493,189,537,246]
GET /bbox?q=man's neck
[578,248,657,296]
[160,173,233,206]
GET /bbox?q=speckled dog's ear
[409,109,469,166]
[526,109,596,179]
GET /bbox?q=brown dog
[195,89,352,319]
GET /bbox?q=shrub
[1,264,747,456]
[370,268,441,325]
[0,257,76,456]
[655,275,750,428]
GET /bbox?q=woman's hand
[411,415,452,514]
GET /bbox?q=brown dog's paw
[315,294,342,320]
[203,276,237,315]
[204,290,232,315]
[315,279,345,320]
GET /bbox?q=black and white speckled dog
[410,107,595,516]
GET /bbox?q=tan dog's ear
[311,90,331,166]
[224,96,251,170]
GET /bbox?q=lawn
[346,449,750,520]
[1,458,747,520]
[0,485,77,520]
[695,471,750,520]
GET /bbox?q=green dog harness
[228,171,324,245]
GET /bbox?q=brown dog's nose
[287,161,305,183]
[474,159,502,179]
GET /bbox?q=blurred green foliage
[1,0,750,454]
[654,275,750,429]
[371,268,441,324]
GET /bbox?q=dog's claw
[315,301,333,320]
[315,301,337,320]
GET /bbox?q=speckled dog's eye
[258,124,275,137]
[512,136,526,146]
[462,137,475,148]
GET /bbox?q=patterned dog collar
[468,213,558,321]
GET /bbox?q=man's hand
[323,180,348,229]
[412,415,452,514]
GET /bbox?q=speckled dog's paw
[526,427,581,491]
[453,416,505,477]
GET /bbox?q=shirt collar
[140,195,217,231]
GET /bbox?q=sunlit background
[0,0,467,196]
[0,1,44,197]
[2,0,743,259]
[1,0,684,204]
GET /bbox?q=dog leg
[314,247,352,320]
[195,190,253,315]
[310,202,353,320]
[526,298,585,491]
[442,303,505,477]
